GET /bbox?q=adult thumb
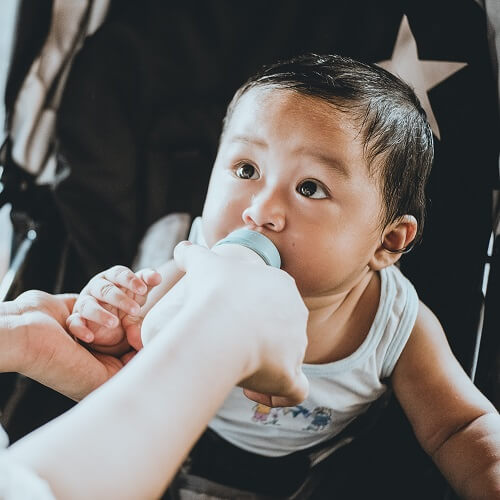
[173,241,214,272]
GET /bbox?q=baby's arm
[392,302,500,499]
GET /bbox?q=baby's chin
[284,265,339,299]
[279,264,308,294]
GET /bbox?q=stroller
[1,1,499,498]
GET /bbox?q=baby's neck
[302,269,380,364]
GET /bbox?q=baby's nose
[242,194,286,232]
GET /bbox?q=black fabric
[184,428,311,497]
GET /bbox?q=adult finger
[54,293,79,314]
[242,371,309,408]
[66,313,95,343]
[242,390,273,407]
[266,371,309,407]
[124,319,143,351]
[173,241,215,272]
[121,349,138,365]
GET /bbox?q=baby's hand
[67,266,161,354]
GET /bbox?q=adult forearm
[432,412,500,499]
[8,306,251,500]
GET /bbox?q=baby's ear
[369,215,418,271]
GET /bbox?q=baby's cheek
[201,216,229,248]
[200,218,217,248]
[283,248,336,294]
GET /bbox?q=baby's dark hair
[222,53,434,245]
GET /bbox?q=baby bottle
[141,228,281,345]
[210,228,281,267]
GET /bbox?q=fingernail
[130,304,140,315]
[136,284,147,294]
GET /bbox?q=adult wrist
[0,307,29,373]
[165,303,256,383]
[0,299,22,317]
[190,294,261,381]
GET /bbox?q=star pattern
[377,15,467,140]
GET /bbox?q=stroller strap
[9,0,109,182]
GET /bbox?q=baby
[68,54,500,498]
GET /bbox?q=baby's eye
[235,163,259,180]
[297,180,328,199]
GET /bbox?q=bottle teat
[213,229,281,268]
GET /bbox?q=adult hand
[1,290,124,401]
[144,242,310,407]
[7,243,308,499]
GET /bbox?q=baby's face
[202,88,385,298]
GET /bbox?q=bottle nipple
[213,228,281,268]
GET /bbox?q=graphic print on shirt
[251,404,334,431]
[304,407,334,431]
[252,403,279,425]
[282,405,311,419]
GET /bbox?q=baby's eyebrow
[231,135,268,148]
[228,136,351,179]
[295,147,351,179]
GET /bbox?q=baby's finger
[101,265,148,295]
[133,268,162,307]
[136,268,162,288]
[85,277,141,316]
[66,313,95,343]
[76,295,120,328]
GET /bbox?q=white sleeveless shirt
[189,218,419,457]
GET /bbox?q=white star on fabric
[377,15,467,140]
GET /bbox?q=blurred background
[0,0,17,281]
